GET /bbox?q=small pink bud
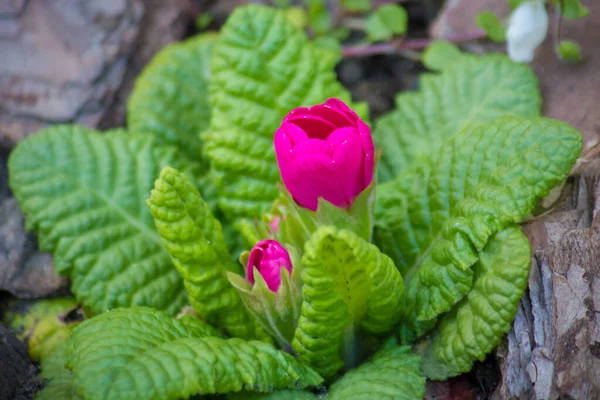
[269,216,281,233]
[246,240,293,292]
[274,98,374,211]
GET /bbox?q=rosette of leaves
[373,46,582,378]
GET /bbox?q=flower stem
[341,29,487,58]
[343,324,360,370]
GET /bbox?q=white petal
[506,1,549,63]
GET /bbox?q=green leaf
[555,0,589,19]
[558,40,583,62]
[328,346,425,400]
[375,117,581,335]
[475,11,506,43]
[507,0,527,9]
[304,0,332,35]
[292,226,405,378]
[37,344,73,400]
[127,34,218,209]
[228,390,317,399]
[316,181,376,242]
[8,126,190,315]
[342,0,371,12]
[365,4,408,42]
[66,307,322,399]
[196,14,214,30]
[284,6,309,29]
[204,4,355,219]
[3,298,81,362]
[147,166,269,341]
[374,51,541,182]
[128,33,215,162]
[419,226,530,379]
[421,41,465,72]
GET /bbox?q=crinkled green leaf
[40,343,69,380]
[328,346,425,400]
[8,126,190,315]
[375,117,581,336]
[127,33,218,209]
[365,4,408,42]
[475,11,506,43]
[147,167,269,341]
[421,41,465,72]
[66,307,322,400]
[374,51,541,182]
[4,298,81,362]
[128,33,215,161]
[228,390,317,399]
[204,4,356,219]
[292,226,405,378]
[37,344,73,400]
[37,343,75,400]
[419,226,530,379]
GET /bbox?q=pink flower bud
[269,216,281,233]
[246,240,293,292]
[274,98,374,211]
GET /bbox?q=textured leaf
[37,343,74,400]
[228,390,317,399]
[328,346,425,400]
[127,33,218,210]
[292,227,405,378]
[374,51,541,182]
[375,117,581,335]
[66,307,322,400]
[204,4,356,219]
[147,167,269,341]
[8,126,189,315]
[419,226,530,379]
[4,298,80,362]
[128,33,215,162]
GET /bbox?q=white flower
[506,0,549,63]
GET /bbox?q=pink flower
[274,98,374,211]
[246,240,293,292]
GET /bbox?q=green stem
[343,324,360,370]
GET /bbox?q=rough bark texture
[0,323,41,400]
[493,159,600,399]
